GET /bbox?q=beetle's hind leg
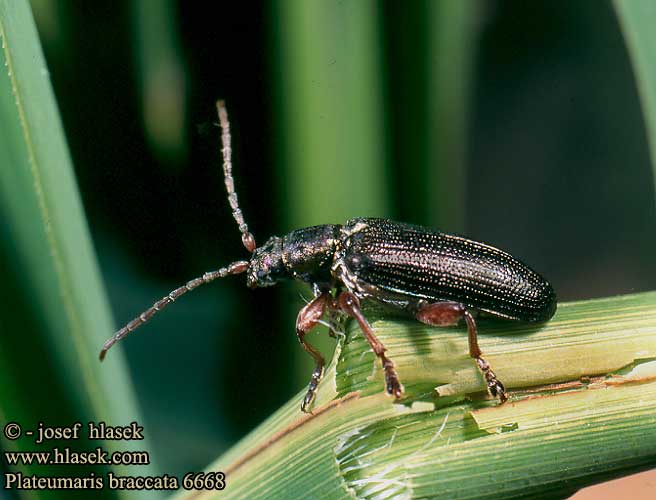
[296,293,330,413]
[416,302,507,403]
[337,291,404,399]
[462,310,508,403]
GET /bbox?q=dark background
[31,0,656,476]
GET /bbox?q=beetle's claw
[489,380,508,404]
[301,370,322,414]
[383,358,405,399]
[476,357,508,404]
[301,392,316,414]
[388,381,405,399]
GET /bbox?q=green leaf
[131,0,188,166]
[185,292,656,499]
[0,2,157,497]
[614,0,656,194]
[385,0,478,231]
[426,0,478,231]
[270,0,388,385]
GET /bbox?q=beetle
[100,101,557,412]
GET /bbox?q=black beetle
[100,101,557,412]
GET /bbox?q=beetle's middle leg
[296,292,330,413]
[337,291,404,399]
[416,302,507,403]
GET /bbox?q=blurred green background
[2,0,655,492]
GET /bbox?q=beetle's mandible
[100,101,557,412]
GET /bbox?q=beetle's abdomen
[341,218,556,322]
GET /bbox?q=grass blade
[270,0,388,383]
[426,0,478,231]
[0,2,157,497]
[614,0,656,195]
[182,292,656,499]
[131,0,187,166]
[384,1,478,231]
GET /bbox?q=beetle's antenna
[99,260,249,360]
[216,100,256,253]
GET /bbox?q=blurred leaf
[385,1,478,232]
[272,0,388,226]
[271,0,388,385]
[131,0,187,166]
[614,0,656,197]
[0,1,158,498]
[426,0,478,231]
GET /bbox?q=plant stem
[177,291,656,499]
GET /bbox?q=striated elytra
[338,218,557,323]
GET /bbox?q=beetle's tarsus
[382,355,404,399]
[476,357,508,403]
[300,364,324,413]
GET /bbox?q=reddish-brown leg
[337,291,404,399]
[416,302,507,403]
[296,293,330,413]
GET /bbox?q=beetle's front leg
[416,302,507,403]
[296,293,330,413]
[337,291,404,399]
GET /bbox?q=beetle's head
[247,236,286,288]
